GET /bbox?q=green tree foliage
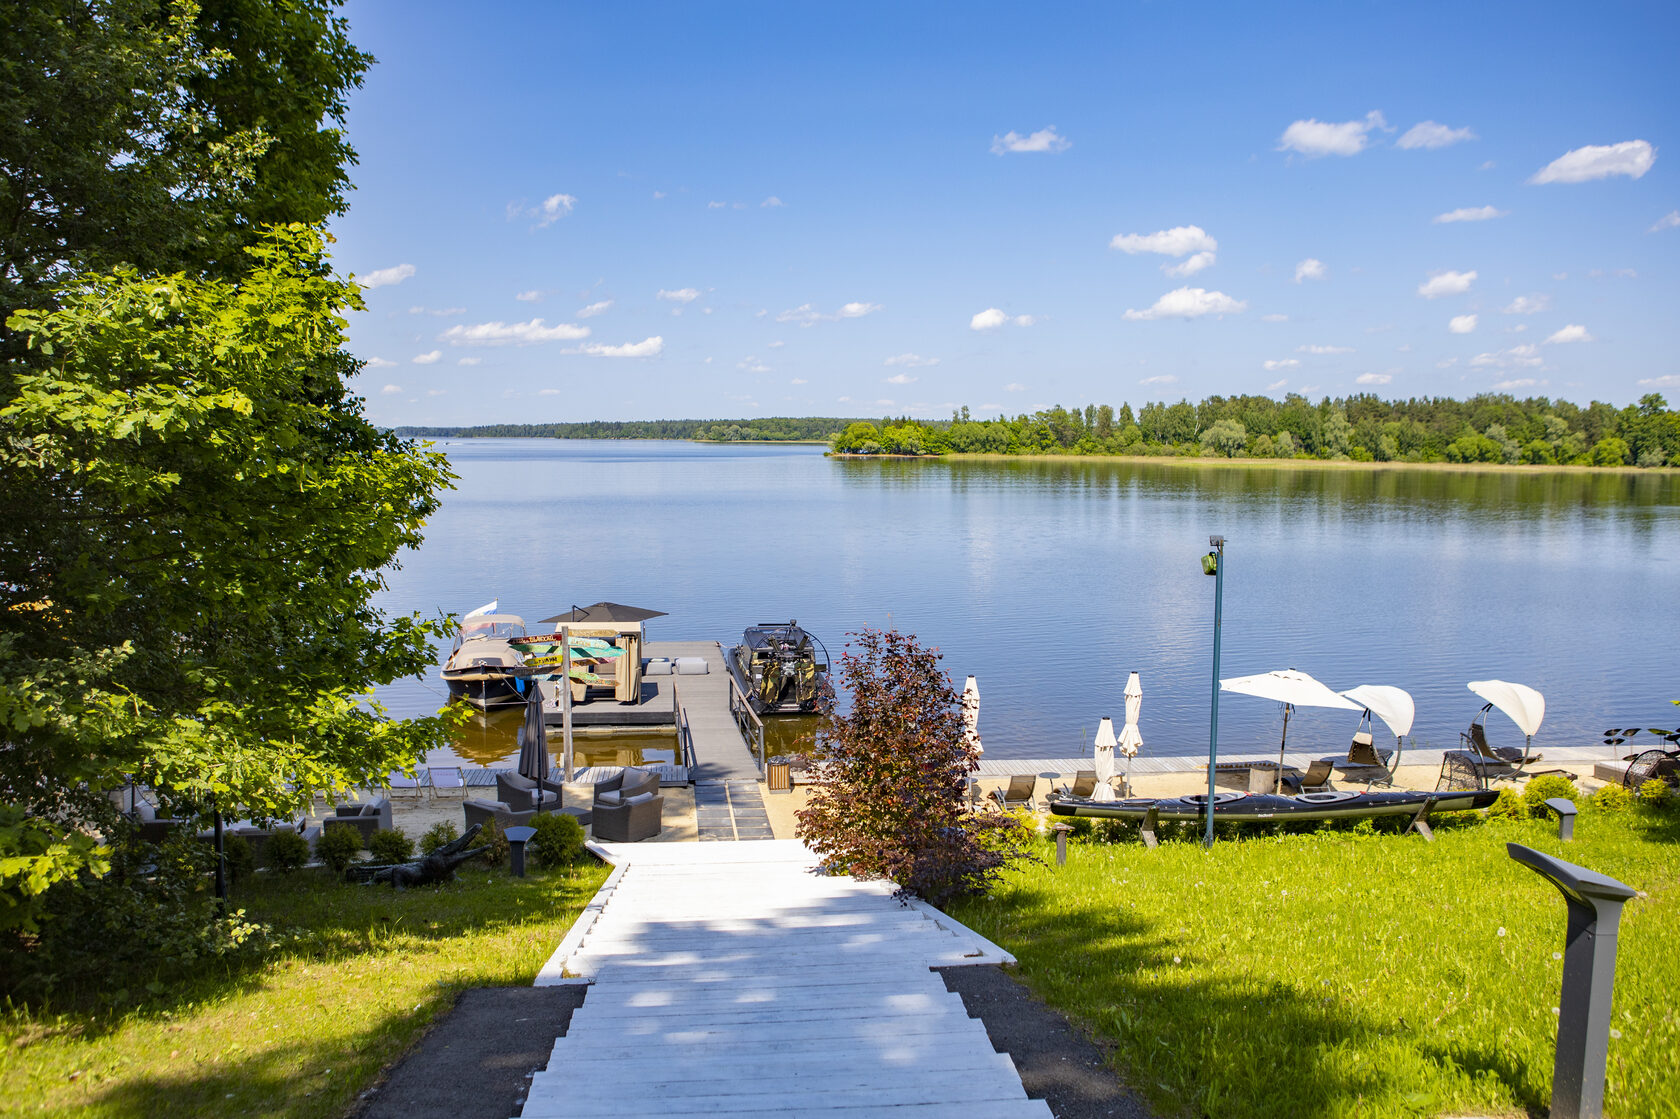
[1,227,452,928]
[1199,418,1247,458]
[795,629,1031,906]
[402,417,855,442]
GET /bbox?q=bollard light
[1546,797,1578,841]
[1052,823,1072,867]
[504,825,537,877]
[1507,843,1636,1119]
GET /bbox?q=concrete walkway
[523,840,1051,1118]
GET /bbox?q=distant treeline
[831,393,1680,467]
[396,417,855,442]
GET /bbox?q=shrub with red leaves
[795,628,1031,905]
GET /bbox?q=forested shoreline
[399,391,1680,467]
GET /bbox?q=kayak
[1046,787,1498,823]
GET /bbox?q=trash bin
[766,755,792,794]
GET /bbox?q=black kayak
[1047,787,1498,823]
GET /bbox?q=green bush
[368,828,414,865]
[419,821,460,855]
[1637,778,1672,807]
[262,830,310,874]
[222,835,255,887]
[1521,774,1578,818]
[529,812,585,869]
[315,825,364,877]
[1590,783,1633,813]
[1485,788,1525,820]
[474,818,510,868]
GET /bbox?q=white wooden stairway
[520,840,1051,1118]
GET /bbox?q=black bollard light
[504,825,536,877]
[1052,823,1072,867]
[1545,797,1578,841]
[1506,843,1636,1119]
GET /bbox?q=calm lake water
[373,439,1680,769]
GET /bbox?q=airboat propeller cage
[732,621,831,713]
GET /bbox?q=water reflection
[432,702,679,771]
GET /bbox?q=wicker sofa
[591,768,664,842]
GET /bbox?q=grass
[947,808,1680,1119]
[0,860,609,1118]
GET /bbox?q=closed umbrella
[1117,670,1144,796]
[516,679,550,810]
[1092,717,1117,802]
[1221,668,1361,793]
[962,675,983,756]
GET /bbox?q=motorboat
[1047,786,1497,824]
[725,621,831,715]
[441,613,532,709]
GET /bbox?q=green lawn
[947,809,1679,1119]
[0,861,609,1118]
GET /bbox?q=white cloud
[538,388,562,395]
[1356,373,1393,385]
[1449,314,1478,334]
[789,377,807,385]
[652,191,666,199]
[1140,374,1178,385]
[1469,344,1542,369]
[767,340,785,349]
[1503,294,1550,315]
[1263,359,1300,371]
[1530,140,1655,184]
[442,319,591,345]
[1266,379,1289,391]
[1396,121,1477,150]
[426,389,446,397]
[1004,383,1026,392]
[707,201,726,209]
[990,126,1071,155]
[1277,110,1387,157]
[361,263,415,289]
[1637,374,1680,388]
[1294,258,1326,283]
[1297,344,1353,355]
[579,336,663,358]
[408,305,465,316]
[885,373,917,385]
[778,302,883,327]
[412,350,441,364]
[969,307,1036,331]
[457,357,481,366]
[1545,324,1593,344]
[1261,313,1289,323]
[1165,251,1216,278]
[1433,206,1507,223]
[537,193,576,225]
[738,356,770,373]
[761,196,785,208]
[1493,378,1539,390]
[365,356,396,368]
[515,290,543,302]
[1506,324,1528,334]
[1110,226,1217,257]
[885,353,940,368]
[658,288,701,304]
[1417,269,1477,298]
[1649,211,1680,232]
[1122,287,1247,321]
[577,300,613,318]
[380,384,402,394]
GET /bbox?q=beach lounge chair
[387,771,423,799]
[988,774,1037,811]
[429,766,466,799]
[1464,722,1540,770]
[1279,759,1335,794]
[1334,731,1401,788]
[1059,770,1098,797]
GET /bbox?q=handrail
[726,670,767,776]
[671,678,696,779]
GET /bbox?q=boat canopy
[1220,669,1362,711]
[460,614,527,641]
[1468,679,1545,738]
[1339,684,1416,739]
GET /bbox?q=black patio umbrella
[516,679,550,807]
[539,602,668,625]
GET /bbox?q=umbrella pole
[561,626,574,782]
[1275,703,1292,795]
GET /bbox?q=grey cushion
[675,657,708,675]
[596,790,622,806]
[625,791,656,806]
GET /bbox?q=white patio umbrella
[962,675,983,756]
[1220,669,1361,793]
[1092,717,1118,801]
[1468,679,1545,752]
[1117,671,1144,796]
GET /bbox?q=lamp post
[1203,535,1225,848]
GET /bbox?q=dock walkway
[525,840,1047,1118]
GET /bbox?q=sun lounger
[1465,722,1540,769]
[387,771,423,798]
[988,774,1037,811]
[429,766,466,798]
[1279,758,1335,794]
[1058,770,1098,797]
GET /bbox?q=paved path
[694,780,774,841]
[525,840,1050,1118]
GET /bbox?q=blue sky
[333,2,1679,426]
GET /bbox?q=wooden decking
[525,840,1047,1119]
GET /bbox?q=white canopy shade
[1091,717,1117,801]
[464,598,499,619]
[1339,684,1416,740]
[1469,680,1545,739]
[962,675,983,756]
[1118,671,1143,758]
[1220,669,1362,711]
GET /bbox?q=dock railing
[727,672,767,776]
[671,677,697,779]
